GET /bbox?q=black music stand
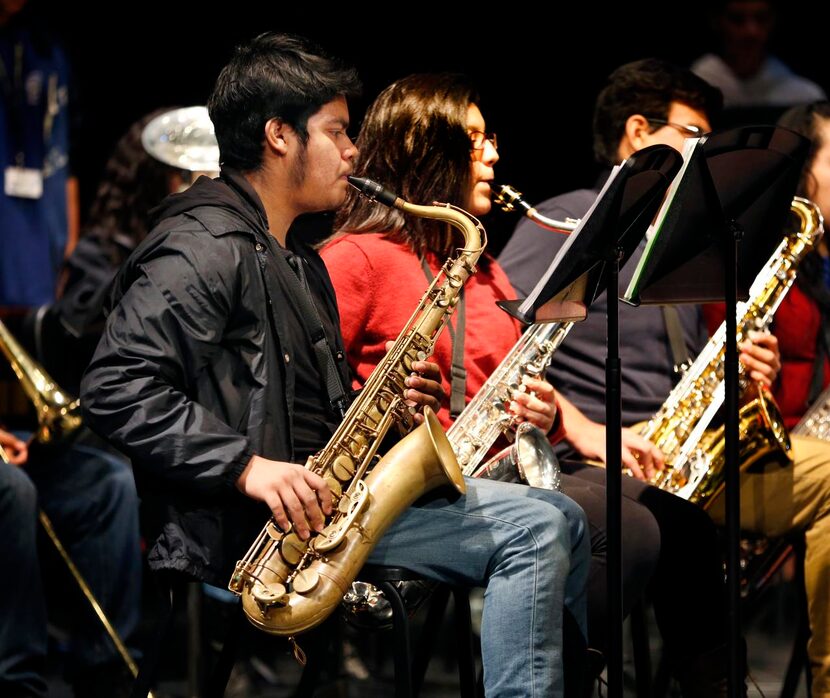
[623,125,809,698]
[499,143,683,698]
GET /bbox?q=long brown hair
[333,73,479,260]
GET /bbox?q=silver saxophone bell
[472,421,561,491]
[141,106,220,185]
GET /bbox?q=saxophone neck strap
[662,305,693,375]
[275,246,349,417]
[421,257,466,417]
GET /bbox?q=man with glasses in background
[500,56,830,696]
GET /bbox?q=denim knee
[502,494,571,567]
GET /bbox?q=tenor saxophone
[640,197,824,506]
[228,176,485,637]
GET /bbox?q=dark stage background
[40,0,830,254]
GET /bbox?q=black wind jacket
[81,171,349,586]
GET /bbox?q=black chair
[357,564,480,698]
[629,532,812,698]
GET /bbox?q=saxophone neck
[347,175,486,262]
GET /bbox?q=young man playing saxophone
[80,33,589,698]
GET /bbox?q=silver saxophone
[448,321,572,488]
[793,383,830,439]
[448,182,583,487]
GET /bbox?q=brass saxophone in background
[228,176,485,637]
[640,197,824,507]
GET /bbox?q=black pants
[560,461,727,661]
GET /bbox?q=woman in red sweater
[321,75,559,438]
[774,102,830,428]
[319,73,677,681]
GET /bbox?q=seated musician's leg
[368,476,589,698]
[0,459,48,697]
[26,440,142,693]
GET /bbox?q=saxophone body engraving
[793,384,830,439]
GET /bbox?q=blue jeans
[368,476,589,698]
[0,438,142,696]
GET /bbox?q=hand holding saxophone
[384,340,445,424]
[739,330,781,387]
[558,394,665,479]
[236,456,334,541]
[509,377,558,435]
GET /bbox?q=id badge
[4,166,44,199]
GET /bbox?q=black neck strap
[421,257,466,417]
[272,245,349,418]
[662,305,693,375]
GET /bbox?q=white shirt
[692,53,826,108]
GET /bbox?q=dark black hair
[207,32,361,172]
[593,58,723,166]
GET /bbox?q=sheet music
[623,137,701,302]
[517,164,622,317]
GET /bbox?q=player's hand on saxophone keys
[0,428,28,466]
[739,330,781,387]
[384,341,446,424]
[236,455,334,541]
[509,377,558,434]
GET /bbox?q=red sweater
[321,232,564,442]
[703,283,830,429]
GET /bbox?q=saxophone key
[280,532,308,566]
[292,568,320,595]
[252,581,289,609]
[324,476,342,500]
[337,494,353,514]
[332,454,356,481]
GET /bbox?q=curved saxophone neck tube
[348,175,487,254]
[492,183,579,233]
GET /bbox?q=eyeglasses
[469,131,498,150]
[646,118,706,138]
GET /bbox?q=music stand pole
[724,221,742,698]
[606,248,624,698]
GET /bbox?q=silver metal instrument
[141,106,220,176]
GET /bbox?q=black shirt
[277,245,344,461]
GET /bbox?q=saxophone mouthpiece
[347,175,399,208]
[493,183,532,215]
